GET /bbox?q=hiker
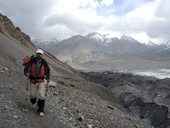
[24,49,50,116]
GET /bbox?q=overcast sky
[0,0,169,44]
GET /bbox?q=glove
[25,73,29,77]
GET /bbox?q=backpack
[22,55,35,66]
[23,56,30,66]
[23,55,35,76]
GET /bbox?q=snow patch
[87,32,105,42]
[120,35,137,42]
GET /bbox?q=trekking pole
[45,81,49,96]
[25,77,29,101]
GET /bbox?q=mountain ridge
[35,32,170,70]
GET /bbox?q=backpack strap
[42,59,50,80]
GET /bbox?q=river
[119,69,170,79]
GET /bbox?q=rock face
[0,13,152,128]
[0,13,35,49]
[81,71,170,128]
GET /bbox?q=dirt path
[0,65,69,128]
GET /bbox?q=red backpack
[23,56,30,66]
[23,55,35,76]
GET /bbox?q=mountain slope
[0,13,152,128]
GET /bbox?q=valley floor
[81,71,170,128]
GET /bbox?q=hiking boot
[37,100,45,113]
[39,112,44,117]
[30,98,37,104]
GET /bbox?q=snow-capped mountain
[163,41,170,47]
[33,32,170,66]
[144,41,159,48]
[33,38,59,51]
[120,35,139,43]
[33,38,59,45]
[86,32,105,42]
[86,32,115,43]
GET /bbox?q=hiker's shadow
[15,101,37,113]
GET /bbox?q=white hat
[36,49,43,55]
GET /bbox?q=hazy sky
[0,0,169,44]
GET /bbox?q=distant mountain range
[33,32,170,70]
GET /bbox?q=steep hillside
[0,13,152,128]
[0,13,35,50]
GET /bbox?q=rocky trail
[0,63,152,128]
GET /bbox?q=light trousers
[30,82,45,100]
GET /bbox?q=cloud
[103,0,170,43]
[100,0,113,6]
[0,0,57,39]
[146,0,170,42]
[0,0,169,43]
